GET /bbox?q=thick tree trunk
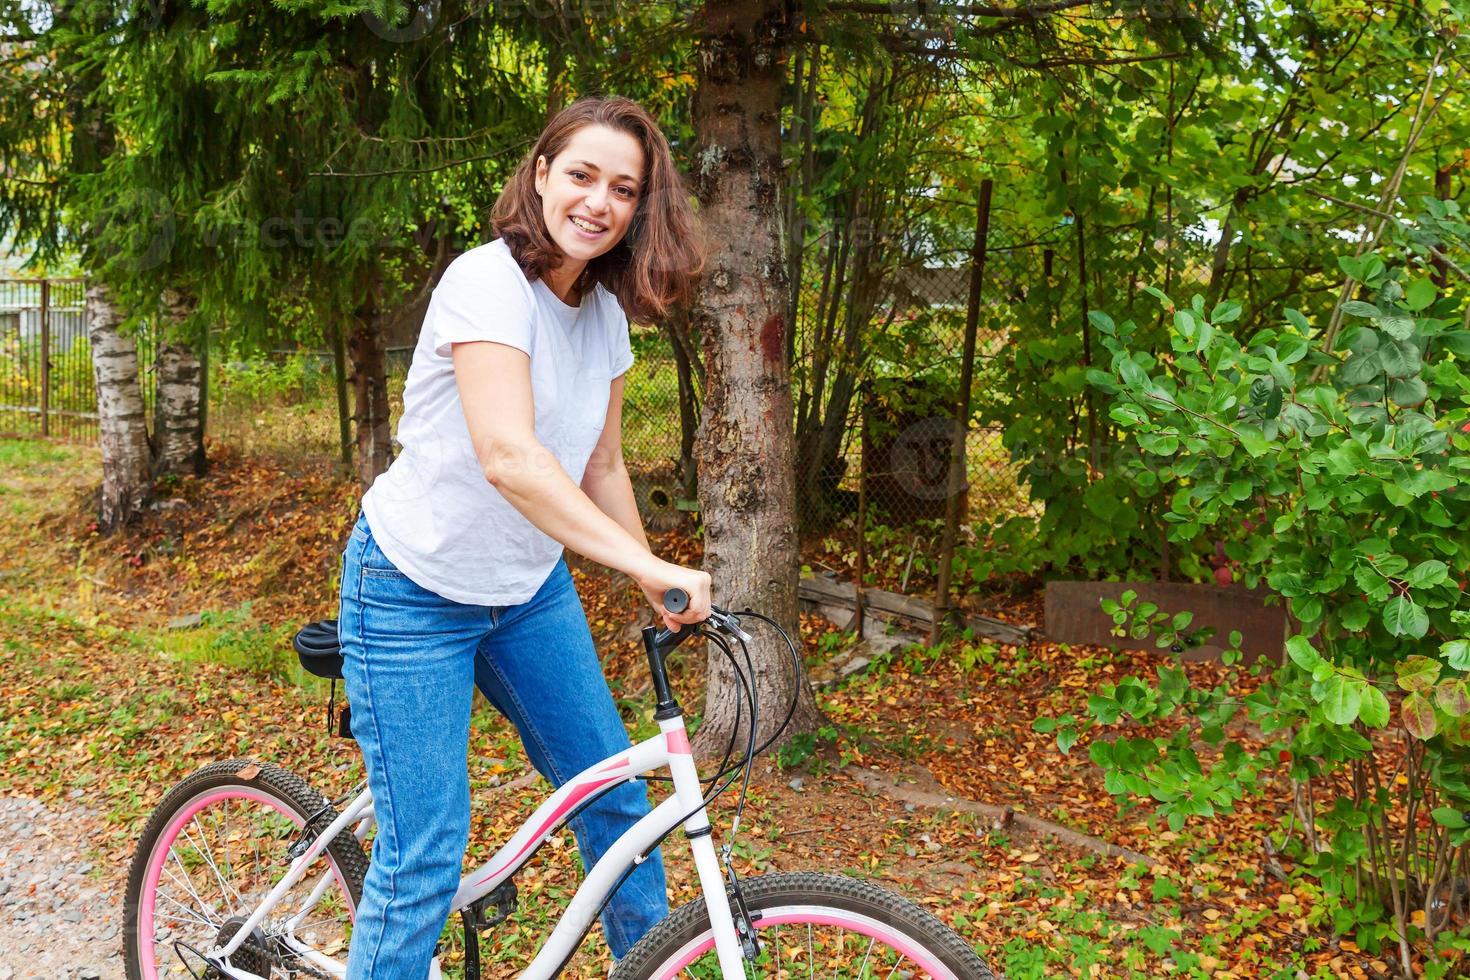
[661,308,702,501]
[348,305,393,487]
[152,289,205,478]
[87,283,153,530]
[690,0,823,758]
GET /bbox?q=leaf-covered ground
[0,437,1403,978]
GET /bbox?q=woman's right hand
[637,560,712,633]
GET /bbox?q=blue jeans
[338,512,668,978]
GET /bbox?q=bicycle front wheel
[611,871,996,979]
[124,759,369,980]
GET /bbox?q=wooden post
[199,319,210,443]
[853,382,869,639]
[39,279,50,437]
[930,178,993,646]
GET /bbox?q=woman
[337,96,712,977]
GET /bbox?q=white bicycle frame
[209,712,748,979]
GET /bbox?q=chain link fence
[5,210,1230,546]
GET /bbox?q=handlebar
[654,588,752,655]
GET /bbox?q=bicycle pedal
[466,879,517,932]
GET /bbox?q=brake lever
[708,607,754,644]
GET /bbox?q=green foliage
[1037,213,1470,963]
[213,349,333,408]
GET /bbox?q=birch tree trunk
[690,0,822,757]
[87,283,153,530]
[152,288,205,478]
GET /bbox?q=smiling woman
[337,96,712,978]
[490,99,704,322]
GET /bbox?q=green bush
[1037,207,1470,973]
[212,349,332,408]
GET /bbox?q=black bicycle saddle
[292,619,344,679]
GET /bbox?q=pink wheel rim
[136,784,357,980]
[650,904,963,979]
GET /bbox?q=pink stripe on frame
[665,728,692,756]
[472,772,624,887]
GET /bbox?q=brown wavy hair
[490,96,705,324]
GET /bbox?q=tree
[691,0,823,755]
[152,288,205,477]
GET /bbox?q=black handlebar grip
[664,588,690,614]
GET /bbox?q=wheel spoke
[189,813,248,911]
[855,934,875,978]
[166,849,220,925]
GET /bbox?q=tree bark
[348,304,393,487]
[691,0,822,758]
[87,283,153,530]
[661,307,702,501]
[152,288,206,478]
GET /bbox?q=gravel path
[0,795,123,980]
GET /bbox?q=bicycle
[123,588,998,979]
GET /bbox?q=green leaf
[1173,309,1196,339]
[1442,639,1470,671]
[1403,692,1437,740]
[1137,432,1180,455]
[1379,316,1416,341]
[1442,331,1470,358]
[1339,601,1371,632]
[1405,560,1449,589]
[1432,807,1469,829]
[1141,285,1171,306]
[1396,655,1441,693]
[1378,339,1422,379]
[1057,728,1078,754]
[1339,351,1383,386]
[1384,596,1430,639]
[1088,310,1116,335]
[1210,301,1243,324]
[1110,403,1149,426]
[1389,376,1427,408]
[1293,595,1323,625]
[1405,278,1437,312]
[1360,683,1390,728]
[1286,635,1326,672]
[1322,674,1362,725]
[1342,300,1383,319]
[1284,308,1311,332]
[1237,428,1271,458]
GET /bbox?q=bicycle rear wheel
[611,871,996,979]
[124,759,369,980]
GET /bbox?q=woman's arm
[452,341,709,623]
[580,375,651,551]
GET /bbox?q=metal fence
[0,278,104,442]
[0,239,1059,537]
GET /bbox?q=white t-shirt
[360,238,635,605]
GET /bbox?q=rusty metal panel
[1044,580,1287,667]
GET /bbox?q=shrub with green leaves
[1038,216,1470,971]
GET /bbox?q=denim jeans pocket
[355,522,408,579]
[360,546,408,578]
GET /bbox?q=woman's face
[534,124,645,268]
